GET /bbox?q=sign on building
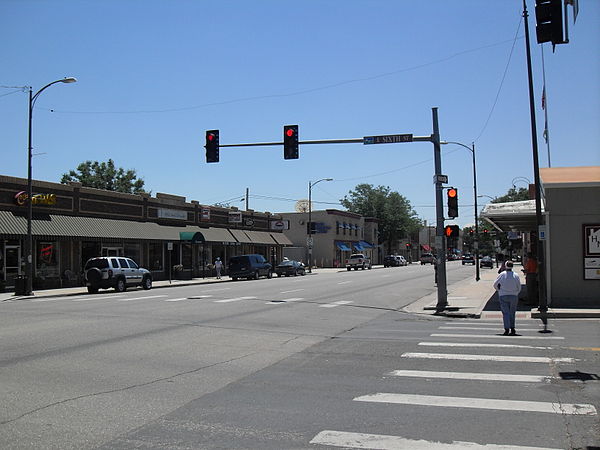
[583,224,600,280]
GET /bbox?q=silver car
[84,257,152,293]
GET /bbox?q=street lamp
[441,141,480,281]
[307,178,333,273]
[511,176,531,189]
[25,77,77,295]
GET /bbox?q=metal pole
[245,187,249,211]
[308,181,312,273]
[472,142,481,282]
[25,87,33,296]
[523,1,547,314]
[432,108,447,312]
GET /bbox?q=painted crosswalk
[309,321,595,449]
[320,300,353,308]
[213,296,257,303]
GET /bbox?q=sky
[2,0,599,228]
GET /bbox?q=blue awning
[336,242,351,251]
[359,240,373,248]
[353,242,364,251]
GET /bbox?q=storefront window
[124,243,140,264]
[182,243,192,268]
[36,241,59,277]
[148,243,163,271]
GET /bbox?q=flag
[541,85,546,110]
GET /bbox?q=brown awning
[270,232,293,245]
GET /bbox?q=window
[336,221,340,235]
[36,241,59,277]
[118,258,130,268]
[124,243,140,264]
[149,243,163,270]
[110,258,120,268]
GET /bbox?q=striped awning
[270,232,292,245]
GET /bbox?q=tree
[340,184,421,253]
[61,159,147,194]
[492,187,529,203]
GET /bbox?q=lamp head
[61,77,77,83]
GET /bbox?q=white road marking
[266,297,304,304]
[118,295,167,301]
[310,430,563,449]
[320,300,353,308]
[431,333,564,340]
[71,295,126,302]
[280,289,305,294]
[164,298,189,302]
[447,296,467,300]
[388,369,548,383]
[337,281,353,285]
[439,326,540,331]
[401,352,575,363]
[213,296,257,303]
[201,287,231,292]
[354,393,597,415]
[419,342,551,350]
[187,295,213,299]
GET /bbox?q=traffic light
[405,243,411,249]
[535,0,564,45]
[283,125,299,159]
[205,130,219,163]
[444,225,460,238]
[447,188,458,218]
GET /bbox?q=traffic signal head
[283,125,299,159]
[535,0,564,45]
[447,188,458,218]
[444,225,460,238]
[205,130,219,163]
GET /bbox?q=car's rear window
[85,259,109,270]
[229,256,250,266]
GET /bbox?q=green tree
[61,159,147,194]
[492,187,529,203]
[340,184,421,252]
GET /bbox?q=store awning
[421,244,432,252]
[270,232,293,245]
[352,242,364,251]
[244,230,277,245]
[480,200,540,232]
[179,231,205,243]
[229,229,253,243]
[359,240,373,248]
[336,242,351,251]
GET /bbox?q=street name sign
[363,134,413,145]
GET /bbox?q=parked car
[480,256,494,268]
[396,255,408,266]
[383,255,400,267]
[462,254,475,265]
[346,253,372,270]
[274,259,305,277]
[228,254,272,280]
[420,253,436,265]
[84,257,152,293]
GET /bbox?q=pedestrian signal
[444,225,460,238]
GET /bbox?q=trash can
[14,275,27,296]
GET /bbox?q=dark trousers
[526,273,538,304]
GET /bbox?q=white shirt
[493,269,522,296]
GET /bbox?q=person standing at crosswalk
[493,261,522,336]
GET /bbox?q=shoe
[510,329,517,336]
[503,329,509,336]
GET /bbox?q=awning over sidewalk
[336,242,351,251]
[480,200,540,232]
[359,240,373,248]
[244,230,276,245]
[228,229,253,243]
[270,232,293,245]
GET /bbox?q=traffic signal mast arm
[217,135,433,148]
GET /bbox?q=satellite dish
[295,199,311,213]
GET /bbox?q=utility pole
[432,108,448,312]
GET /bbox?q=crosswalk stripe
[337,281,353,285]
[431,333,564,340]
[419,342,551,350]
[118,295,167,301]
[310,430,562,450]
[164,298,189,302]
[320,300,353,308]
[280,289,304,294]
[354,393,597,415]
[388,369,548,383]
[401,352,575,363]
[266,297,304,304]
[213,296,256,303]
[439,326,539,331]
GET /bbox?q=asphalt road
[1,263,598,449]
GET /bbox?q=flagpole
[541,44,552,167]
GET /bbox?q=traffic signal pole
[209,107,449,312]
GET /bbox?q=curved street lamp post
[25,77,77,296]
[441,141,480,282]
[307,178,333,273]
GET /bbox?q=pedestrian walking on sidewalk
[214,257,223,279]
[493,261,522,335]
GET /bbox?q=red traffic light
[286,128,295,137]
[207,133,215,141]
[448,188,457,198]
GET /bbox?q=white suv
[84,257,152,293]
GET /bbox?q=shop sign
[158,208,187,220]
[583,224,600,280]
[14,191,57,206]
[201,207,211,221]
[270,219,289,231]
[244,218,254,226]
[229,211,242,223]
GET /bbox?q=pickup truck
[346,253,372,271]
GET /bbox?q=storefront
[0,175,292,291]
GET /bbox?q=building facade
[279,209,379,268]
[0,175,292,291]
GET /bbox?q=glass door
[4,245,21,288]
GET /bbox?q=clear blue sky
[2,0,599,228]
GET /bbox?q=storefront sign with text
[14,191,57,206]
